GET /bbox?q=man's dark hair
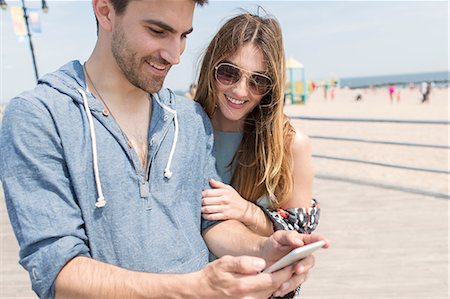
[110,0,208,15]
[108,0,128,15]
[96,0,208,33]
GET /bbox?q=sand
[0,87,448,298]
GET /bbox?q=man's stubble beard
[111,24,168,94]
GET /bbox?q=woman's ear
[92,0,114,32]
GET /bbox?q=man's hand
[203,219,329,297]
[259,231,330,297]
[272,254,315,297]
[194,255,301,299]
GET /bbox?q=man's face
[110,0,195,93]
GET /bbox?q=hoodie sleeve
[197,106,221,232]
[0,97,90,299]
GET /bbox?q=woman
[196,12,320,238]
[196,12,320,299]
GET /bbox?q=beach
[289,86,448,196]
[0,87,449,298]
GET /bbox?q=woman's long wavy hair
[195,12,295,209]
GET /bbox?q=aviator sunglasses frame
[214,62,273,96]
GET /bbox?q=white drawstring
[164,113,178,179]
[152,93,178,179]
[79,88,106,208]
[77,90,176,209]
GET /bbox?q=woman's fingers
[202,212,226,220]
[209,178,228,189]
[202,196,225,206]
[201,204,224,214]
[202,188,224,198]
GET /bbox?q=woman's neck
[212,111,244,132]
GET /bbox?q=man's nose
[160,38,182,66]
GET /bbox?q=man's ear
[92,0,114,32]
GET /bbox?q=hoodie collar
[38,60,178,114]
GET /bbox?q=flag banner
[10,6,26,37]
[28,9,42,35]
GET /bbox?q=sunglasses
[214,62,273,96]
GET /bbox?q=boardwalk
[2,187,37,299]
[1,88,449,298]
[1,179,448,298]
[301,179,448,299]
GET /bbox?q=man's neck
[85,49,148,107]
[84,53,152,171]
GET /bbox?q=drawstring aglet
[95,197,107,208]
[164,169,173,179]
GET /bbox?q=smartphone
[262,240,326,273]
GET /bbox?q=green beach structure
[286,57,308,104]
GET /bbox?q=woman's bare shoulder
[291,129,312,155]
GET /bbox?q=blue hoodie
[0,61,219,298]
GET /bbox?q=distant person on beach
[330,80,338,100]
[324,80,330,100]
[195,12,321,298]
[184,83,197,99]
[388,84,395,103]
[421,81,432,103]
[0,1,328,298]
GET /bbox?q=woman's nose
[231,75,249,98]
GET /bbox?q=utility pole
[21,0,39,81]
[1,0,48,82]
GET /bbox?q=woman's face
[213,43,269,131]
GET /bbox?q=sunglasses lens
[216,64,240,86]
[216,63,272,96]
[249,75,272,95]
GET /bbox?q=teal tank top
[214,130,243,184]
[213,130,271,209]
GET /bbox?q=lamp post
[1,0,48,82]
[0,0,7,10]
[42,0,48,13]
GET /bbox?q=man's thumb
[220,255,266,274]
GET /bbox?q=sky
[0,0,448,103]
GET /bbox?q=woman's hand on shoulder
[201,179,252,223]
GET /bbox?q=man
[0,0,328,298]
